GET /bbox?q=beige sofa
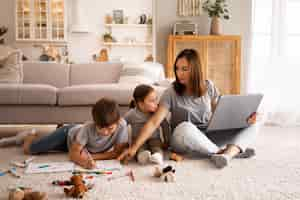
[0,62,166,124]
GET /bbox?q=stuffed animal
[63,175,88,199]
[144,54,153,62]
[96,49,109,62]
[153,165,176,182]
[8,188,47,200]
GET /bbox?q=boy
[0,98,129,169]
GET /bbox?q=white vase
[210,17,221,35]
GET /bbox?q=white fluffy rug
[0,126,300,200]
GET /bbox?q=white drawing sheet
[25,160,122,174]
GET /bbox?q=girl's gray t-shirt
[124,108,161,140]
[159,80,219,131]
[67,119,128,153]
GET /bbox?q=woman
[118,49,259,168]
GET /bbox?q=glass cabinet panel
[51,0,65,40]
[16,0,32,39]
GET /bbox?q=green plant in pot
[202,0,230,35]
[0,26,8,44]
[103,32,114,43]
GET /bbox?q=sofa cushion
[58,84,166,106]
[23,62,69,88]
[70,63,123,85]
[0,84,57,105]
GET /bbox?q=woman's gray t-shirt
[159,80,219,131]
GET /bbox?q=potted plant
[0,26,8,44]
[103,32,113,43]
[202,0,230,35]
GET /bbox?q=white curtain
[248,0,300,126]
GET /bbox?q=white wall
[0,0,15,45]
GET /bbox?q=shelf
[104,24,152,28]
[103,42,152,46]
[16,38,67,43]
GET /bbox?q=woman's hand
[117,147,137,164]
[247,112,257,125]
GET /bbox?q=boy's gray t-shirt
[124,108,161,140]
[67,119,128,153]
[159,80,219,131]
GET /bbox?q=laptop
[206,94,263,132]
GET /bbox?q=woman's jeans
[170,121,259,156]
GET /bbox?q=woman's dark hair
[129,84,155,109]
[92,98,120,128]
[173,49,206,97]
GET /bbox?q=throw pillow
[0,45,23,83]
[118,62,165,85]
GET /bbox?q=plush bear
[8,188,47,200]
[153,165,176,182]
[96,49,109,62]
[63,175,88,199]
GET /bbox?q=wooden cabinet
[167,35,241,94]
[15,0,66,42]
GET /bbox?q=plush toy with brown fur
[63,175,88,199]
[96,48,108,62]
[8,188,47,200]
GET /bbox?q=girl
[124,84,170,165]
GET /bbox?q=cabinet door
[50,0,65,41]
[33,0,49,40]
[168,39,207,78]
[207,40,240,94]
[16,0,32,40]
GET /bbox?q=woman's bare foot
[223,144,241,158]
[170,152,184,162]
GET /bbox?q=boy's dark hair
[129,84,154,109]
[92,98,120,127]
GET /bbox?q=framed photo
[113,10,124,24]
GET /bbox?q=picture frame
[177,0,202,17]
[113,9,124,24]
